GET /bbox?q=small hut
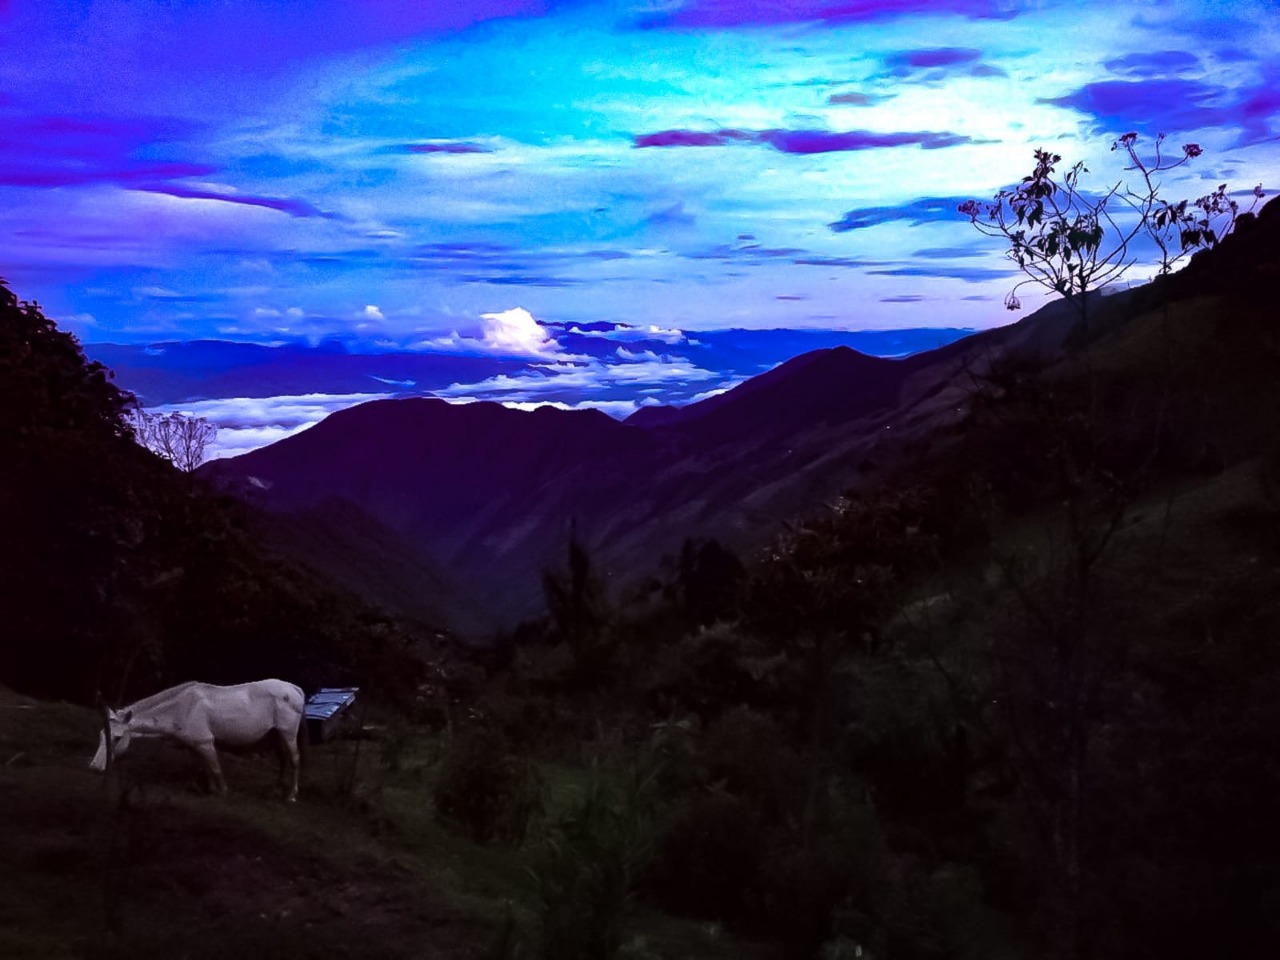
[303,687,359,744]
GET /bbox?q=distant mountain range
[203,199,1280,635]
[87,326,972,407]
[198,304,1078,632]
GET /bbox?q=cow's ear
[122,710,133,723]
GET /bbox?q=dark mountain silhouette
[200,320,1075,630]
[205,198,1280,632]
[627,345,909,440]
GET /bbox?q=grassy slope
[0,690,767,960]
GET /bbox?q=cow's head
[88,709,134,771]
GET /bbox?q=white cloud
[616,347,663,362]
[144,392,388,461]
[134,285,184,300]
[363,304,385,321]
[487,398,641,420]
[434,353,720,402]
[57,312,98,337]
[569,323,687,345]
[683,379,750,404]
[478,307,561,357]
[411,306,568,360]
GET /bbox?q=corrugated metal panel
[303,687,359,721]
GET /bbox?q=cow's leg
[269,727,300,802]
[194,741,227,795]
[283,727,300,803]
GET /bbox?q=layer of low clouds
[122,321,977,459]
[147,392,390,461]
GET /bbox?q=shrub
[643,714,707,800]
[703,705,802,819]
[529,777,651,960]
[433,728,542,845]
[641,791,764,924]
[759,843,859,956]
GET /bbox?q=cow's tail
[296,708,309,766]
[292,685,309,782]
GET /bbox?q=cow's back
[197,680,305,746]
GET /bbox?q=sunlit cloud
[435,352,720,401]
[416,307,569,359]
[563,323,687,345]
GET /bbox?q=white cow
[90,679,305,801]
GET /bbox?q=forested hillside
[0,281,429,705]
[421,197,1280,959]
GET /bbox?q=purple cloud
[912,245,986,259]
[826,91,889,105]
[691,242,807,262]
[882,47,1008,81]
[456,274,578,286]
[1104,50,1200,77]
[1240,77,1280,133]
[869,265,1014,282]
[131,185,330,219]
[1039,76,1280,141]
[793,256,887,267]
[403,142,493,154]
[0,161,216,189]
[764,129,971,152]
[828,196,976,231]
[635,0,1024,29]
[634,129,755,147]
[634,127,971,153]
[0,111,215,189]
[1039,78,1226,132]
[887,47,982,69]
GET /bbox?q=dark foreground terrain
[0,685,764,960]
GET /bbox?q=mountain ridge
[205,199,1280,632]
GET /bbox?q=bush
[643,715,707,800]
[529,777,651,960]
[433,728,542,845]
[704,705,804,820]
[641,791,764,924]
[759,843,859,956]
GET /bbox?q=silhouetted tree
[133,409,217,472]
[0,281,146,697]
[672,537,745,628]
[958,139,1265,960]
[959,133,1259,323]
[543,534,613,684]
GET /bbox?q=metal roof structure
[303,687,359,721]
